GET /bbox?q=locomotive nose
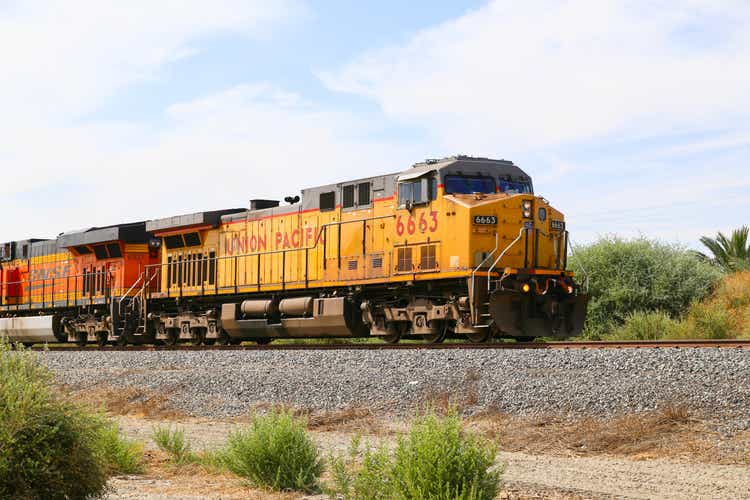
[489,287,589,338]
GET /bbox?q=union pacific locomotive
[0,156,588,346]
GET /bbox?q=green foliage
[96,420,145,474]
[697,226,750,273]
[682,302,735,339]
[606,310,681,340]
[571,236,722,337]
[0,343,143,499]
[153,425,197,465]
[743,308,750,339]
[222,410,323,493]
[329,413,501,500]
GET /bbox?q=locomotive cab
[394,156,588,339]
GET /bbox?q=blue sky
[1,0,748,248]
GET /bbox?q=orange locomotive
[0,156,588,345]
[0,223,158,345]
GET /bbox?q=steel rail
[29,339,750,352]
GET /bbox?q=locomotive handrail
[143,213,395,271]
[567,237,590,293]
[0,270,116,309]
[486,227,526,291]
[470,233,499,323]
[471,233,499,282]
[141,213,397,294]
[119,273,144,302]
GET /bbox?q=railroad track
[30,339,750,351]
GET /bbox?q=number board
[473,215,497,225]
[550,220,565,231]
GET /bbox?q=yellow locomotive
[129,155,588,345]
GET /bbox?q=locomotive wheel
[95,331,108,347]
[422,330,446,344]
[164,328,179,346]
[465,329,492,343]
[203,339,216,346]
[422,322,452,344]
[190,327,205,346]
[422,333,445,344]
[75,332,87,347]
[515,336,536,343]
[217,329,231,346]
[255,337,273,345]
[116,335,128,346]
[381,323,402,344]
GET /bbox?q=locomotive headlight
[521,283,531,293]
[522,200,533,219]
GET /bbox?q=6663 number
[396,212,438,236]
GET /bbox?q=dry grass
[124,449,298,500]
[423,368,482,414]
[306,406,376,433]
[468,405,748,464]
[63,384,185,419]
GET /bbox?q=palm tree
[697,226,750,273]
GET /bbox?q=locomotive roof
[57,221,150,248]
[146,208,246,233]
[402,156,530,182]
[30,239,63,257]
[219,156,532,220]
[0,238,48,261]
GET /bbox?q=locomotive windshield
[444,175,496,194]
[498,180,532,194]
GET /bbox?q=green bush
[606,310,681,340]
[571,236,722,337]
[222,410,322,492]
[97,420,145,474]
[330,413,501,500]
[0,343,143,499]
[153,425,197,465]
[743,309,750,339]
[682,302,735,339]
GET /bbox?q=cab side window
[342,182,372,210]
[398,177,436,207]
[320,191,336,211]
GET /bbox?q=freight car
[0,156,588,345]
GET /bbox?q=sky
[0,0,748,248]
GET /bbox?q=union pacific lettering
[225,227,325,256]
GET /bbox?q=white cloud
[320,0,750,152]
[0,83,421,240]
[0,1,329,240]
[0,0,305,122]
[319,0,750,247]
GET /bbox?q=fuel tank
[0,315,65,343]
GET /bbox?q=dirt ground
[99,407,750,500]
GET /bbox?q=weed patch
[329,412,501,500]
[222,410,323,493]
[153,425,199,465]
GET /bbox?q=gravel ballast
[40,348,750,427]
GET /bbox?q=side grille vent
[420,245,437,270]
